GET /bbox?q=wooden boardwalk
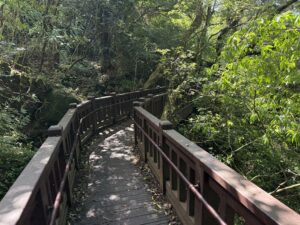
[73,121,170,225]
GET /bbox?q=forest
[0,0,299,215]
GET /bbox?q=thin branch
[232,138,260,153]
[68,57,86,71]
[270,183,300,195]
[134,1,178,23]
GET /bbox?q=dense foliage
[154,1,300,212]
[0,0,186,199]
[180,13,300,210]
[0,106,34,197]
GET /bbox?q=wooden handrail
[133,97,300,225]
[0,87,166,225]
[134,120,227,225]
[2,85,299,225]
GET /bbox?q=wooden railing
[1,87,299,225]
[133,97,300,225]
[0,87,166,225]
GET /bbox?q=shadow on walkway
[72,121,169,225]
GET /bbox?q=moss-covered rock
[0,72,77,145]
[42,89,78,123]
[26,88,78,143]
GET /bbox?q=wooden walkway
[73,121,170,225]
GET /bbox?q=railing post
[48,125,75,206]
[129,92,135,116]
[154,85,160,95]
[111,92,117,123]
[69,102,78,125]
[136,98,148,161]
[133,101,149,162]
[194,167,204,225]
[159,120,173,194]
[69,103,77,108]
[69,103,81,168]
[138,88,143,98]
[218,196,234,225]
[88,96,96,134]
[138,97,146,108]
[133,101,142,146]
[147,94,154,114]
[48,125,63,137]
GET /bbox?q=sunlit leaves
[219,12,300,147]
[174,11,300,211]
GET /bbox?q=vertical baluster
[202,174,220,224]
[159,120,173,194]
[157,135,161,169]
[149,129,153,158]
[219,197,235,225]
[41,180,54,224]
[194,166,205,225]
[105,98,109,123]
[153,133,157,163]
[110,92,116,123]
[118,96,121,116]
[88,96,96,134]
[98,100,102,127]
[47,125,69,223]
[144,120,149,162]
[142,118,147,161]
[133,101,141,146]
[147,94,154,114]
[188,168,196,217]
[179,158,187,203]
[171,150,178,191]
[30,190,48,225]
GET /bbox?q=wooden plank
[72,121,170,225]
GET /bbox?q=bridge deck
[72,121,170,225]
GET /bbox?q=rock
[26,88,78,144]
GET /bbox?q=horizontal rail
[49,121,81,225]
[0,87,166,225]
[49,98,139,225]
[134,121,226,225]
[133,100,300,225]
[80,98,134,122]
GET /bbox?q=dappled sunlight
[125,125,134,132]
[95,126,136,163]
[109,194,120,201]
[89,152,102,161]
[86,208,96,218]
[74,121,169,224]
[110,152,134,161]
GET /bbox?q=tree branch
[270,183,300,195]
[276,0,298,13]
[68,57,86,71]
[134,1,178,23]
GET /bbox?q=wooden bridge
[0,87,300,225]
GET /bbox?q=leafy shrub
[0,106,34,199]
[169,12,300,212]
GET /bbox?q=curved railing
[1,86,300,225]
[0,87,166,225]
[133,97,300,225]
